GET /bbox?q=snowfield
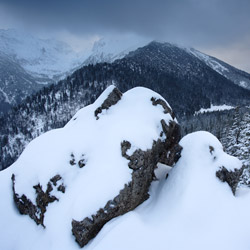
[0,86,249,250]
[195,104,235,115]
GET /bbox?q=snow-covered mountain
[0,29,86,82]
[0,30,150,114]
[0,29,87,114]
[0,86,248,250]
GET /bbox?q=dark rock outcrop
[70,153,87,168]
[151,97,175,119]
[216,166,245,195]
[72,97,182,248]
[11,174,65,227]
[94,87,123,119]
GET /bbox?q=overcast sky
[0,0,250,72]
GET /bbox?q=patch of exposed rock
[11,174,65,227]
[151,97,175,119]
[94,87,122,119]
[216,166,245,195]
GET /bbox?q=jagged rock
[94,87,122,119]
[78,155,87,168]
[11,174,65,227]
[216,166,245,195]
[151,97,175,119]
[72,95,182,248]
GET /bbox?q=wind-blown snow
[195,104,234,115]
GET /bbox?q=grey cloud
[0,0,250,47]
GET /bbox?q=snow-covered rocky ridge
[0,86,248,250]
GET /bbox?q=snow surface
[195,104,234,115]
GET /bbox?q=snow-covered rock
[86,132,248,250]
[0,86,181,249]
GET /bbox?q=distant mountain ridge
[1,30,250,116]
[0,29,87,114]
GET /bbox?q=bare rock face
[71,88,182,248]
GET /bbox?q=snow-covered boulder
[0,85,181,249]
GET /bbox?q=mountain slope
[188,48,250,90]
[0,51,42,116]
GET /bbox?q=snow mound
[0,85,181,250]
